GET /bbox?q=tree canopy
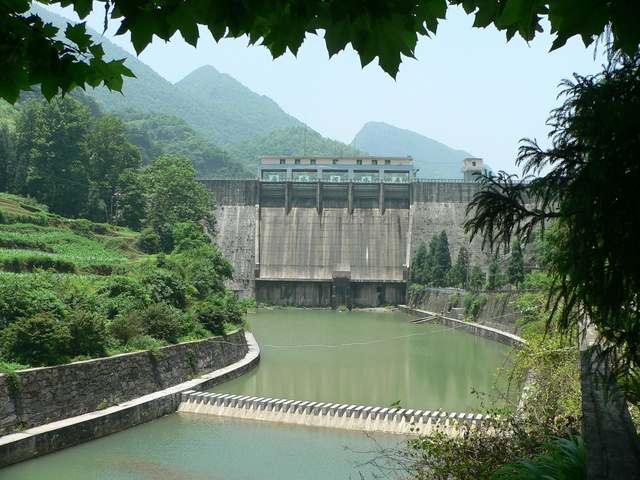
[3,0,640,103]
[465,54,640,396]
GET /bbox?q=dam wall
[409,181,489,264]
[200,180,259,297]
[258,207,409,282]
[203,179,487,307]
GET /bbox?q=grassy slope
[0,193,143,272]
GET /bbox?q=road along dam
[200,176,487,308]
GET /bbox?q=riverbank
[399,305,524,347]
[0,332,260,467]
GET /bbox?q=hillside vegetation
[0,192,246,369]
[228,126,370,168]
[115,109,252,177]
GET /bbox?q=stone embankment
[399,305,524,347]
[0,330,260,467]
[409,288,523,334]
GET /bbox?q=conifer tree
[410,241,428,285]
[485,253,506,291]
[508,238,525,287]
[431,231,452,287]
[449,246,470,288]
[469,266,485,291]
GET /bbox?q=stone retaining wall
[400,306,524,347]
[0,330,248,434]
[409,289,523,334]
[0,332,260,467]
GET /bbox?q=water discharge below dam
[1,309,511,480]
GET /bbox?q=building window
[310,159,316,165]
[332,159,338,165]
[472,161,477,166]
[385,159,391,165]
[372,159,378,165]
[279,159,286,164]
[295,158,301,164]
[356,159,362,165]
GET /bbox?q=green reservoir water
[2,414,404,480]
[215,309,510,412]
[2,309,511,479]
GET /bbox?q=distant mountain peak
[176,64,221,83]
[353,122,475,180]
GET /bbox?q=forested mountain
[353,122,475,179]
[228,126,370,168]
[115,110,252,177]
[18,7,485,180]
[174,66,304,146]
[32,6,301,148]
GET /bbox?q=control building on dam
[200,156,488,308]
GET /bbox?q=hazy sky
[49,5,604,174]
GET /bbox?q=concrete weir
[178,391,492,435]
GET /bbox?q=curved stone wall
[0,330,248,434]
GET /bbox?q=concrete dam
[201,177,486,308]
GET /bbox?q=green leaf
[165,2,202,47]
[40,76,59,101]
[472,3,500,29]
[65,22,92,50]
[547,0,608,50]
[609,0,640,56]
[0,63,28,104]
[4,0,30,14]
[72,0,94,19]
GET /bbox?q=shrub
[463,293,488,320]
[68,311,108,358]
[1,256,76,273]
[0,275,67,329]
[408,283,425,306]
[497,434,586,479]
[449,293,460,308]
[68,218,111,238]
[140,268,188,309]
[522,270,552,290]
[0,313,71,366]
[96,276,149,318]
[126,335,165,351]
[172,221,211,253]
[98,275,146,298]
[0,365,22,394]
[134,228,161,254]
[129,303,185,343]
[193,294,246,335]
[0,237,53,252]
[108,314,145,345]
[193,300,226,335]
